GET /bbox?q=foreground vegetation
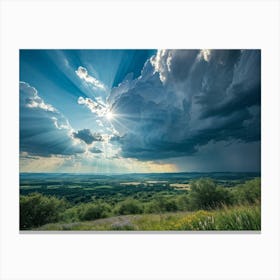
[38,203,260,231]
[20,177,261,230]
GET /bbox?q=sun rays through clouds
[20,49,260,173]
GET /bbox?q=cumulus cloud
[198,49,212,62]
[73,129,103,144]
[108,49,261,160]
[75,66,106,91]
[20,82,55,112]
[150,49,199,85]
[20,82,85,156]
[150,49,172,83]
[89,147,103,154]
[77,96,108,117]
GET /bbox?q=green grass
[37,203,260,231]
[170,204,260,230]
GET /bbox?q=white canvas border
[0,0,280,279]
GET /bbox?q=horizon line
[20,171,261,175]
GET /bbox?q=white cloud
[77,96,108,117]
[198,49,212,62]
[51,117,71,130]
[20,81,55,112]
[75,66,106,91]
[150,49,172,83]
[20,82,85,157]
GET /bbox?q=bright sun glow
[106,111,114,120]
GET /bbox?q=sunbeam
[20,49,261,173]
[105,111,114,120]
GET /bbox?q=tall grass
[172,204,260,230]
[38,203,260,231]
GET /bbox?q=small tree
[233,178,261,204]
[189,178,232,210]
[78,202,111,221]
[144,196,180,213]
[176,194,190,211]
[20,193,68,229]
[116,199,143,215]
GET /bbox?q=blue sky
[20,49,261,173]
[20,50,155,131]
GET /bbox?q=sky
[20,49,261,173]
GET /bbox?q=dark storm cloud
[73,129,103,144]
[20,82,85,156]
[108,49,261,160]
[168,140,260,172]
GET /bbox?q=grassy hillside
[37,203,260,231]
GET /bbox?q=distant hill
[20,171,261,182]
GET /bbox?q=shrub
[20,193,68,229]
[176,195,190,211]
[77,202,111,221]
[144,196,178,213]
[189,178,232,210]
[115,199,143,215]
[61,206,80,223]
[232,178,261,204]
[144,200,161,213]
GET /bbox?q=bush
[232,178,261,204]
[115,199,143,215]
[189,178,232,210]
[61,206,80,223]
[144,196,178,213]
[176,195,190,211]
[20,193,68,229]
[144,194,191,213]
[78,202,111,221]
